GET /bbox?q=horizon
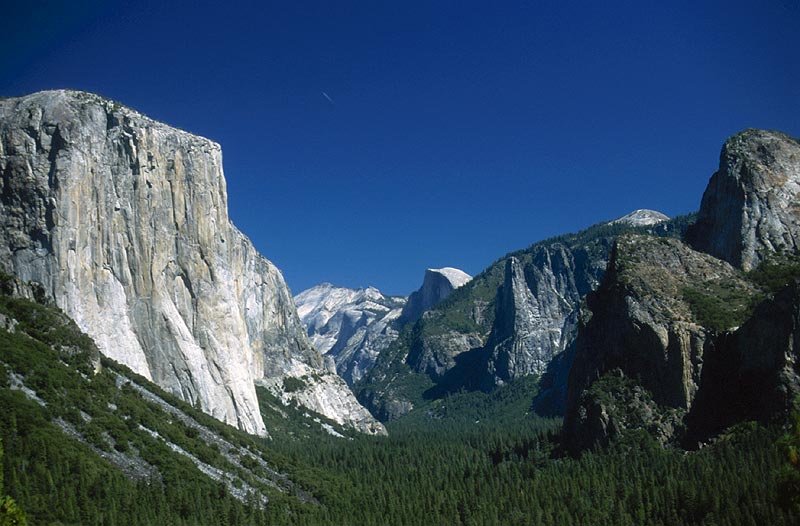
[2,1,797,296]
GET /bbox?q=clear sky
[2,1,798,296]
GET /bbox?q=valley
[0,282,792,525]
[0,91,799,525]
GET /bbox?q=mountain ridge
[355,211,693,421]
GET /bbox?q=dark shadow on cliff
[531,343,577,417]
[422,346,490,400]
[684,279,800,448]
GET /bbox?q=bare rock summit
[689,129,800,270]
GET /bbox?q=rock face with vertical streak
[485,252,580,385]
[686,279,800,445]
[0,90,384,436]
[688,129,800,270]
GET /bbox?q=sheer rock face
[485,254,582,384]
[563,235,757,451]
[410,246,606,386]
[295,283,406,385]
[398,267,471,325]
[0,90,383,436]
[689,129,800,270]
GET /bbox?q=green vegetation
[749,252,800,293]
[777,399,800,514]
[355,333,438,419]
[0,439,26,526]
[682,253,800,333]
[256,376,792,525]
[682,280,763,332]
[586,370,643,406]
[281,376,306,393]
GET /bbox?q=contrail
[322,92,334,104]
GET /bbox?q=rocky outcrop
[485,251,585,386]
[398,267,471,325]
[688,129,800,270]
[258,360,387,435]
[0,90,383,436]
[295,283,406,385]
[566,369,685,451]
[563,235,759,452]
[405,242,613,388]
[562,129,800,452]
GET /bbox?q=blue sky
[2,1,798,295]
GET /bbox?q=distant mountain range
[294,267,472,385]
[351,211,695,420]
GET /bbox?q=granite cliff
[398,267,472,325]
[686,278,800,445]
[0,90,383,436]
[689,129,800,270]
[562,235,757,451]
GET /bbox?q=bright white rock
[0,90,384,436]
[610,209,670,227]
[295,283,406,385]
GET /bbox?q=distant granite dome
[399,267,472,325]
[611,209,670,227]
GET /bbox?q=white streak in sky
[322,92,334,104]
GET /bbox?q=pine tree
[0,439,27,526]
